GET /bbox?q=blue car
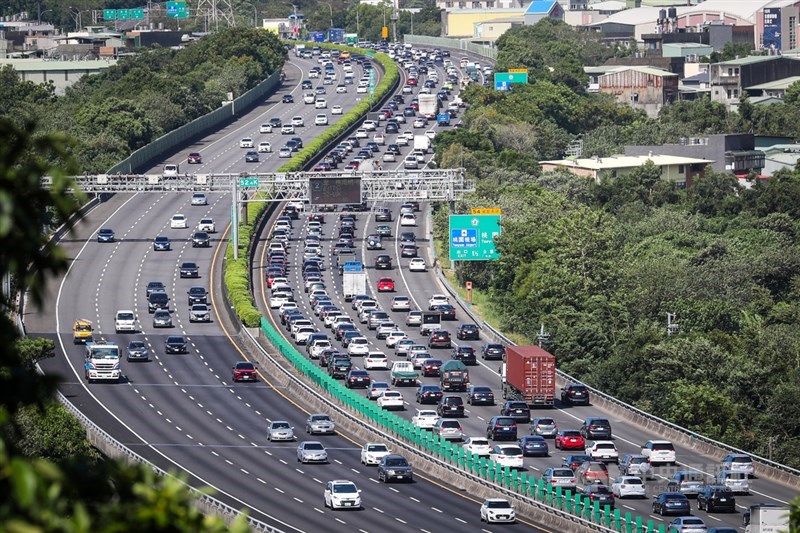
[97,228,115,243]
[153,235,170,251]
[520,435,549,457]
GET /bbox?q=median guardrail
[403,34,497,61]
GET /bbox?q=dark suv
[482,343,505,360]
[697,485,736,513]
[374,254,392,270]
[374,208,392,222]
[456,323,480,340]
[580,417,612,439]
[561,383,590,406]
[187,286,208,305]
[437,395,464,417]
[501,401,531,423]
[486,416,518,441]
[428,330,452,349]
[377,454,413,483]
[451,345,477,365]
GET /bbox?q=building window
[446,1,452,6]
[727,67,733,76]
[487,1,494,6]
[791,16,797,49]
[675,181,687,189]
[733,89,739,97]
[678,164,685,173]
[727,89,732,98]
[458,1,465,6]
[734,67,739,75]
[472,1,480,6]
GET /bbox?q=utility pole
[666,312,679,335]
[536,324,551,348]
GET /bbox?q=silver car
[432,419,463,441]
[297,441,328,463]
[531,417,558,438]
[189,304,211,322]
[306,413,336,435]
[152,309,172,328]
[126,340,149,362]
[267,421,296,441]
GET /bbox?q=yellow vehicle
[72,319,93,344]
[340,50,351,60]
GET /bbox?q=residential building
[710,55,800,107]
[598,65,678,116]
[745,75,800,98]
[539,154,712,187]
[623,134,765,176]
[443,9,526,37]
[523,0,565,25]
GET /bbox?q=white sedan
[170,214,187,229]
[428,294,449,308]
[279,147,292,158]
[385,331,407,348]
[332,105,343,115]
[355,129,368,139]
[357,85,368,93]
[412,409,440,429]
[610,476,647,499]
[259,123,272,133]
[377,390,404,410]
[347,337,370,356]
[239,137,254,148]
[489,444,524,469]
[463,437,492,457]
[400,213,416,226]
[408,258,426,272]
[480,499,516,524]
[382,152,396,162]
[364,351,390,370]
[258,142,271,153]
[587,440,619,463]
[315,114,328,126]
[361,442,391,465]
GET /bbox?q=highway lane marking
[293,497,303,503]
[409,497,420,502]
[373,507,384,513]
[431,507,442,513]
[454,518,467,524]
[274,487,285,493]
[388,487,399,493]
[314,508,324,514]
[395,517,407,524]
[335,518,346,524]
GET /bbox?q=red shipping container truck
[501,345,556,407]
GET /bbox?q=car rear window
[496,417,515,426]
[653,442,675,451]
[553,469,573,477]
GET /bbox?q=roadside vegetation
[435,18,800,468]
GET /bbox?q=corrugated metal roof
[540,154,713,170]
[717,55,779,66]
[679,0,772,22]
[600,65,678,77]
[747,75,800,91]
[588,6,684,26]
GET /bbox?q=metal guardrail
[403,34,497,60]
[53,391,285,533]
[431,267,800,480]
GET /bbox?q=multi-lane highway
[27,40,797,533]
[27,48,553,531]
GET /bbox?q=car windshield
[563,430,581,437]
[304,443,324,450]
[129,342,145,349]
[485,501,511,509]
[385,458,408,466]
[236,363,254,370]
[368,445,388,452]
[333,484,357,494]
[273,422,290,429]
[118,313,134,320]
[166,337,184,343]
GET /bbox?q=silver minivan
[433,419,463,441]
[716,470,750,494]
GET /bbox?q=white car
[364,351,390,370]
[382,152,396,162]
[336,85,347,93]
[190,193,207,206]
[403,156,418,169]
[480,499,516,524]
[610,476,647,499]
[410,351,431,369]
[279,147,292,158]
[291,116,304,127]
[413,118,426,128]
[587,440,619,463]
[360,442,391,465]
[266,421,295,441]
[281,124,295,134]
[641,440,676,465]
[309,340,332,359]
[373,133,385,145]
[425,129,437,140]
[412,409,440,429]
[347,337,370,356]
[315,114,328,126]
[377,390,404,410]
[428,294,449,308]
[391,296,411,312]
[170,214,187,229]
[198,218,215,233]
[408,258,426,272]
[258,141,271,153]
[332,105,343,115]
[396,136,409,146]
[385,331,407,348]
[259,123,272,133]
[239,137,254,148]
[324,480,361,510]
[489,445,524,470]
[114,310,136,333]
[315,98,327,109]
[270,293,292,309]
[394,339,415,357]
[363,120,377,131]
[357,85,368,93]
[162,164,179,176]
[304,92,316,103]
[295,327,316,345]
[400,213,417,226]
[355,129,368,139]
[463,437,492,457]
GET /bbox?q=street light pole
[324,2,333,28]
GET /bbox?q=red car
[377,277,395,292]
[187,152,202,164]
[232,361,257,382]
[555,430,586,450]
[406,78,417,86]
[422,358,443,377]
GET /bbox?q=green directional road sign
[131,8,145,19]
[117,9,131,20]
[238,177,259,188]
[449,214,501,261]
[103,9,116,20]
[494,72,528,91]
[166,1,189,18]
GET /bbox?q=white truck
[413,135,431,154]
[744,505,789,533]
[84,341,122,383]
[342,261,367,302]
[418,93,438,118]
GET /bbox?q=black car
[269,117,282,127]
[345,369,371,388]
[179,262,199,278]
[487,416,518,441]
[520,435,549,457]
[377,454,413,483]
[481,343,505,360]
[385,122,399,134]
[428,330,451,349]
[652,492,691,516]
[165,335,188,354]
[399,231,416,243]
[467,385,495,406]
[501,401,531,423]
[147,291,169,313]
[580,417,612,439]
[245,151,259,162]
[374,255,392,270]
[451,345,477,365]
[97,228,115,242]
[153,235,170,251]
[416,384,444,404]
[328,357,352,379]
[286,140,300,152]
[456,323,479,340]
[372,208,391,222]
[437,395,464,417]
[282,94,294,103]
[432,304,456,320]
[192,231,210,248]
[561,383,590,406]
[583,484,615,508]
[697,485,736,513]
[302,80,313,89]
[562,454,593,471]
[146,281,165,297]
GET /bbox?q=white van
[163,164,179,177]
